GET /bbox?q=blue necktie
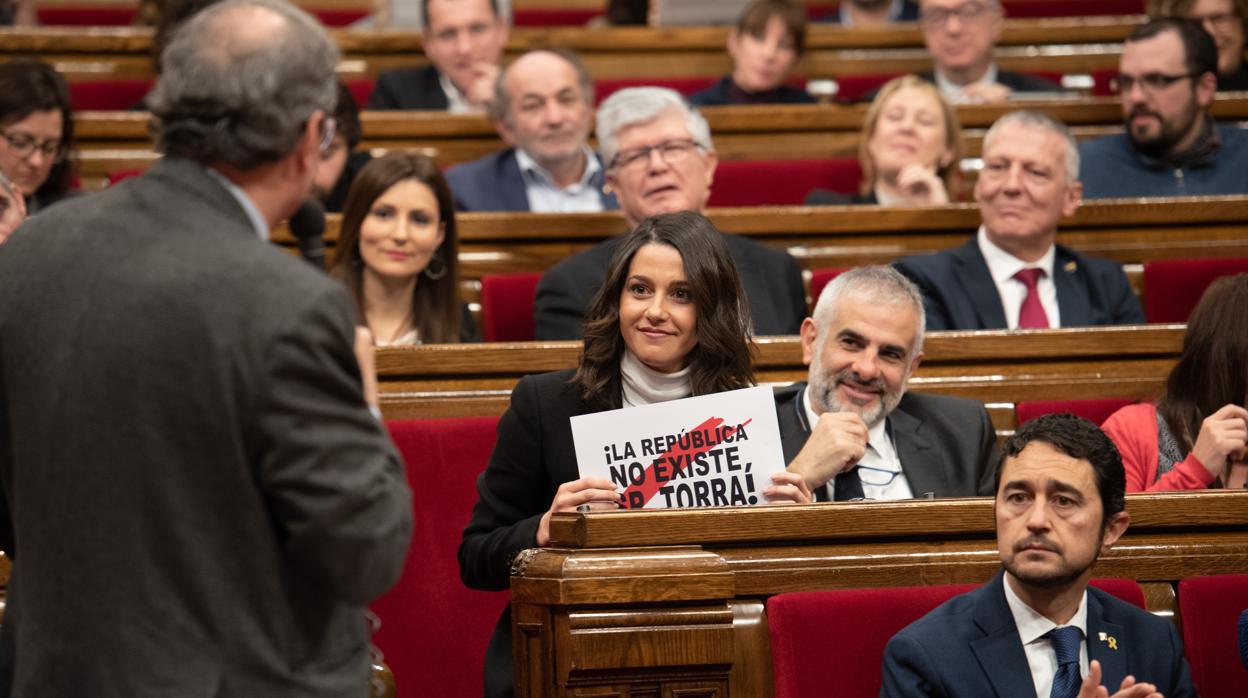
[1045,626,1082,698]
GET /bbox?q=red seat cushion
[1143,258,1248,323]
[1178,574,1248,698]
[1000,0,1145,17]
[107,168,147,186]
[709,158,862,207]
[480,272,542,342]
[372,417,508,698]
[69,80,153,111]
[513,9,601,26]
[36,6,137,25]
[1016,398,1138,428]
[809,267,848,310]
[344,78,376,112]
[309,8,370,26]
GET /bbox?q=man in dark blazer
[895,111,1144,330]
[445,49,619,213]
[0,2,412,695]
[535,86,806,339]
[368,0,507,111]
[882,414,1197,697]
[778,266,997,501]
[820,0,920,25]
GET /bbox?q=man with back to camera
[778,265,998,501]
[444,48,619,212]
[894,111,1145,330]
[1079,17,1248,198]
[368,0,508,111]
[881,413,1197,697]
[0,1,413,694]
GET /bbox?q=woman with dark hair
[460,210,810,698]
[329,150,478,344]
[1103,273,1248,491]
[0,59,75,213]
[688,0,815,106]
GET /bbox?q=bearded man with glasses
[1080,17,1248,198]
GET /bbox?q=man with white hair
[895,111,1144,330]
[778,265,998,501]
[534,86,806,340]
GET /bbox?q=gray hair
[812,265,926,356]
[490,48,595,124]
[148,0,339,170]
[981,110,1080,183]
[595,87,713,166]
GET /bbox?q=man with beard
[445,49,617,212]
[776,265,998,501]
[881,414,1197,697]
[1080,17,1248,198]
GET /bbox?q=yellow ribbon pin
[1097,632,1118,650]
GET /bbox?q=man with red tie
[894,111,1144,330]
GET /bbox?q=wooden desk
[509,490,1248,696]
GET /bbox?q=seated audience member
[461,211,811,698]
[0,59,76,214]
[444,49,618,212]
[1080,18,1248,198]
[0,0,34,25]
[895,111,1145,330]
[915,0,1062,103]
[819,0,920,25]
[329,151,480,344]
[534,87,806,340]
[0,171,25,244]
[368,0,507,112]
[313,82,372,213]
[778,266,998,501]
[882,413,1197,697]
[1160,0,1248,90]
[688,0,816,107]
[807,75,961,205]
[1103,274,1248,492]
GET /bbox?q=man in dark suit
[895,111,1144,330]
[445,49,618,212]
[0,1,413,695]
[368,0,507,111]
[882,413,1197,697]
[534,87,806,339]
[778,266,997,501]
[820,0,920,25]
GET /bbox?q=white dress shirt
[438,71,480,114]
[934,62,1000,102]
[1003,578,1090,698]
[801,386,913,500]
[516,147,606,213]
[977,226,1061,329]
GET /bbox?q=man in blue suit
[882,413,1197,697]
[444,49,618,213]
[895,111,1144,330]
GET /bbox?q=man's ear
[1061,180,1083,218]
[298,110,327,171]
[1100,510,1130,554]
[799,317,819,366]
[1195,71,1217,109]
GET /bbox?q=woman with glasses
[0,59,76,214]
[688,0,815,107]
[1156,0,1248,90]
[461,210,811,698]
[329,151,479,345]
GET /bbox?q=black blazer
[804,189,877,206]
[443,148,619,212]
[818,0,919,22]
[367,65,450,110]
[883,569,1198,697]
[534,232,807,340]
[893,237,1145,330]
[774,382,998,499]
[687,76,816,107]
[918,68,1064,94]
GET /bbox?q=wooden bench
[510,490,1248,696]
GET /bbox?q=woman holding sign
[459,211,810,697]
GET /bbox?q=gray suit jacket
[775,382,998,499]
[0,158,413,697]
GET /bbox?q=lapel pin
[1064,261,1078,274]
[1097,632,1118,650]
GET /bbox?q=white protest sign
[572,386,787,510]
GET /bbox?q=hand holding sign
[788,411,868,491]
[536,477,619,546]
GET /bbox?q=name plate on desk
[572,386,786,510]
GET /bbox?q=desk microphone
[289,199,327,270]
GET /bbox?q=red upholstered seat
[107,168,147,186]
[594,77,719,105]
[1000,0,1145,16]
[514,8,601,26]
[36,6,137,25]
[372,417,508,698]
[1091,68,1120,97]
[1142,258,1248,323]
[308,8,369,26]
[809,267,847,309]
[708,158,862,207]
[769,579,1144,698]
[1178,574,1248,698]
[1015,398,1138,428]
[68,80,153,111]
[480,272,542,342]
[833,73,897,102]
[344,78,376,111]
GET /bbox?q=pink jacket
[1101,403,1216,492]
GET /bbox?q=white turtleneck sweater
[620,350,693,408]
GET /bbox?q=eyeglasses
[1189,12,1242,32]
[1115,72,1197,94]
[610,138,705,171]
[920,1,996,27]
[854,464,904,488]
[0,130,66,162]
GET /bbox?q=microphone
[289,199,326,270]
[1239,608,1248,670]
